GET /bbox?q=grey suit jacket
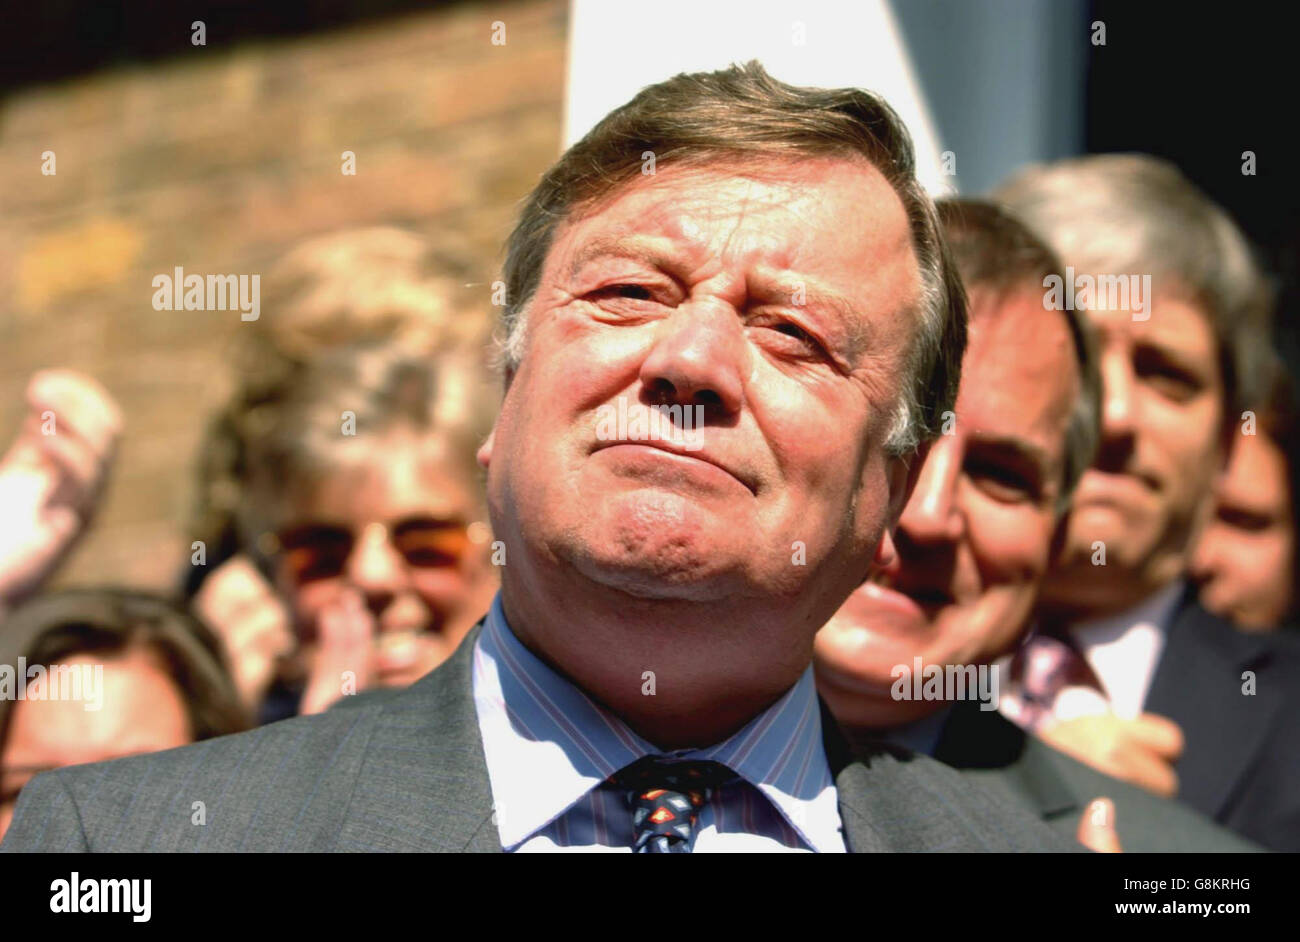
[931,700,1261,852]
[2,625,1076,852]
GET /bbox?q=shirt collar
[1066,578,1186,716]
[471,593,841,851]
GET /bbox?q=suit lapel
[934,699,1078,820]
[821,700,981,852]
[1145,597,1282,817]
[820,700,892,852]
[337,622,502,852]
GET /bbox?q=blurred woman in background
[223,344,498,719]
[185,228,500,719]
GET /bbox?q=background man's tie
[607,756,737,853]
[1003,634,1108,732]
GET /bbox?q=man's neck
[1039,565,1187,628]
[497,570,815,750]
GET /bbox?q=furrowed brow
[749,267,870,361]
[566,234,687,281]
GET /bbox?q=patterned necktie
[607,756,737,853]
[1004,634,1107,732]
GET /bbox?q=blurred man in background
[815,198,1256,851]
[995,155,1300,850]
[1191,363,1297,630]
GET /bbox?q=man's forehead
[1088,292,1218,359]
[961,290,1078,460]
[553,157,912,268]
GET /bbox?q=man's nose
[346,523,404,615]
[1099,352,1138,442]
[637,302,745,415]
[898,437,965,545]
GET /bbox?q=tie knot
[607,757,737,853]
[609,756,736,791]
[1012,635,1096,703]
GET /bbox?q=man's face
[1191,428,1295,629]
[483,158,920,630]
[815,289,1078,728]
[1040,294,1224,613]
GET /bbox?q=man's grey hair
[498,61,967,456]
[993,154,1274,427]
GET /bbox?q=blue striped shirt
[471,594,846,852]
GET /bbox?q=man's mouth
[1073,468,1159,505]
[869,570,955,608]
[374,628,431,674]
[591,440,757,495]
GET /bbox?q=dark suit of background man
[993,156,1300,851]
[2,62,1071,853]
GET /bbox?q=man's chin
[566,548,741,602]
[1060,519,1159,567]
[1066,497,1158,542]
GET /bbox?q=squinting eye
[591,284,654,302]
[779,323,818,345]
[749,317,823,357]
[965,461,1037,503]
[1133,349,1202,400]
[1144,371,1199,400]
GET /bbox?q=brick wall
[0,0,566,591]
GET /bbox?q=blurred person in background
[994,155,1300,851]
[219,344,498,720]
[0,587,247,842]
[815,199,1257,852]
[1190,361,1298,630]
[185,228,498,716]
[0,371,121,619]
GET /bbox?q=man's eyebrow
[749,268,870,359]
[749,270,855,316]
[966,434,1052,474]
[566,234,683,279]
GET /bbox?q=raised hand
[192,555,295,712]
[299,590,377,715]
[0,370,121,606]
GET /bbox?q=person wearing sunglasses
[208,344,499,720]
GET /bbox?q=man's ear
[477,426,497,470]
[892,440,932,525]
[872,442,931,572]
